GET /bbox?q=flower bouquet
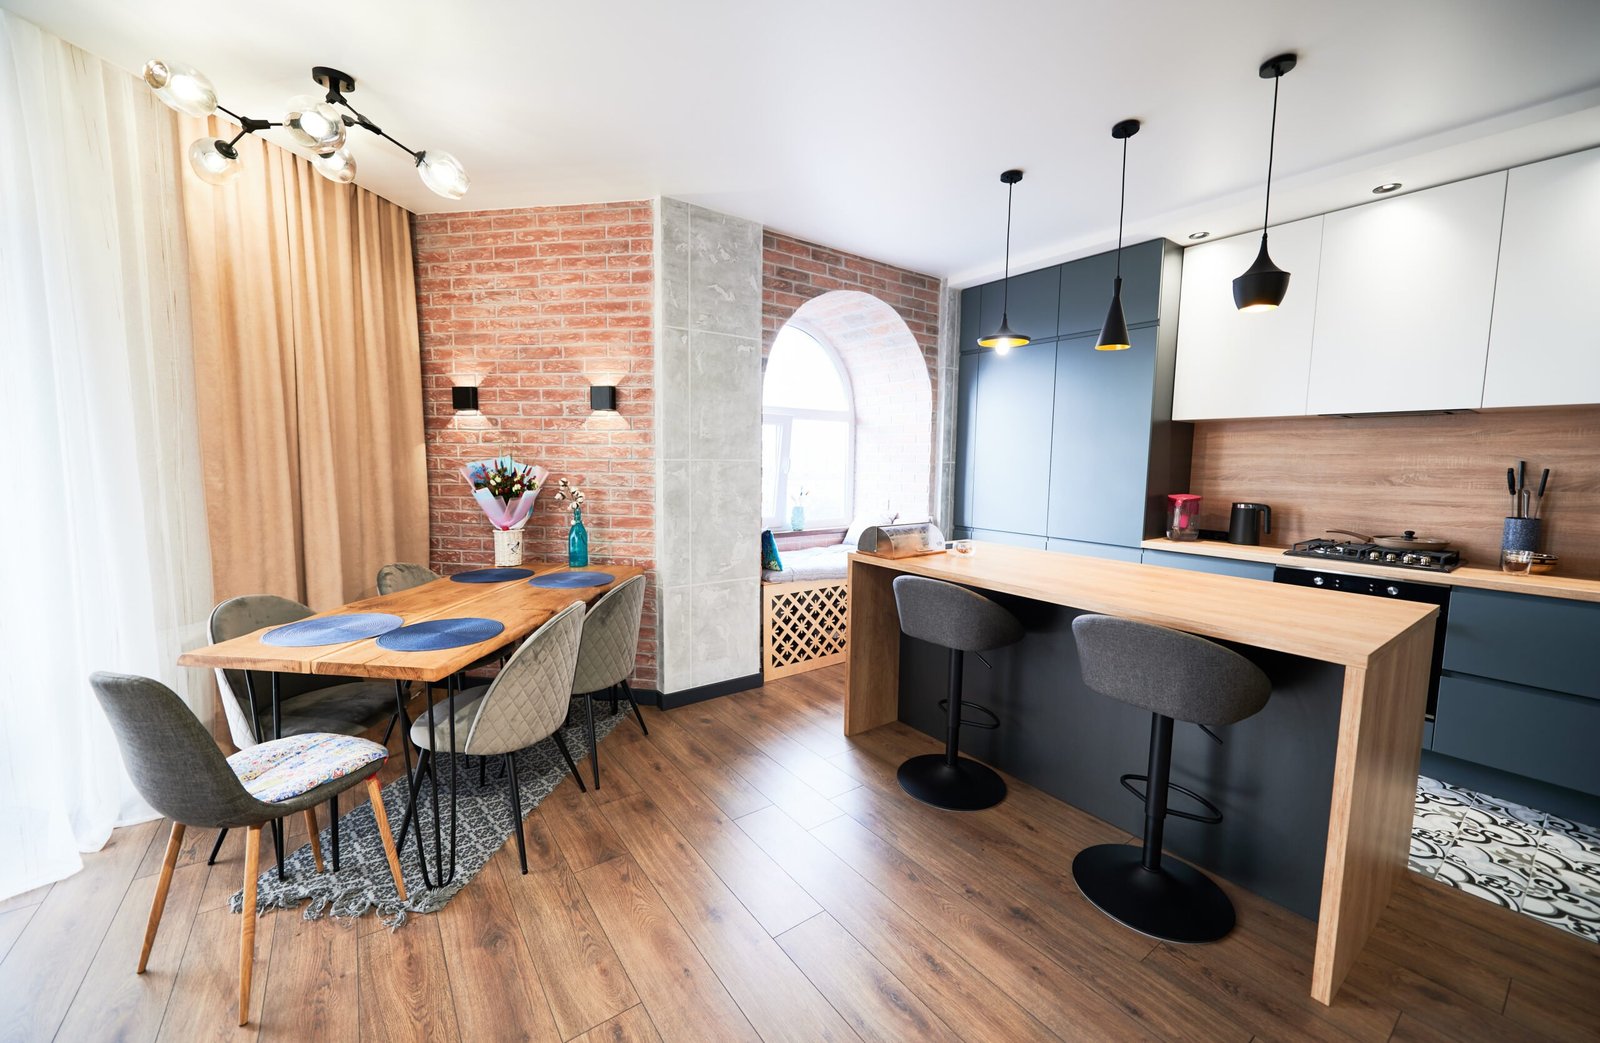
[461,456,547,565]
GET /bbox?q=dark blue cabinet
[1433,673,1600,796]
[1443,588,1600,699]
[1047,329,1158,546]
[1141,549,1276,581]
[955,238,1189,549]
[967,344,1056,537]
[980,265,1059,346]
[1058,239,1163,337]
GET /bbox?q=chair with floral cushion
[206,594,409,873]
[90,671,407,1027]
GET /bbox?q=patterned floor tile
[1411,775,1600,944]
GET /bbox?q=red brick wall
[412,201,657,687]
[761,232,942,383]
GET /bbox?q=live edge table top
[178,565,643,684]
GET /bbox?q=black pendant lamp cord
[1260,71,1280,235]
[1001,179,1015,320]
[1114,134,1128,282]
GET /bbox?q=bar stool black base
[897,754,1007,811]
[1072,843,1235,943]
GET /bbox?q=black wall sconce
[452,385,480,412]
[589,385,618,412]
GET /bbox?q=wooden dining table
[179,563,644,887]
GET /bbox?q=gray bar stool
[1070,613,1271,943]
[892,575,1023,811]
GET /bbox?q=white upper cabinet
[1483,148,1600,408]
[1307,172,1507,415]
[1172,216,1324,421]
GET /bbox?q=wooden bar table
[180,564,643,886]
[844,542,1436,1006]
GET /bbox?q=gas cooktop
[1284,538,1462,573]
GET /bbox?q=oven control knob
[1313,576,1325,586]
[1385,552,1399,562]
[1386,585,1400,596]
[1368,550,1382,561]
[1402,553,1417,564]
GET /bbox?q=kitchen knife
[1518,460,1526,494]
[1536,468,1550,518]
[1506,466,1517,513]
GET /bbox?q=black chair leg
[379,709,399,749]
[551,729,587,792]
[396,749,432,855]
[207,828,228,865]
[505,753,528,874]
[610,684,619,715]
[621,680,648,735]
[585,693,600,790]
[328,793,340,871]
[479,756,487,787]
[270,818,286,879]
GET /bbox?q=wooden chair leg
[303,807,325,873]
[239,826,262,1026]
[367,776,408,902]
[138,821,185,973]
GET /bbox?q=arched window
[762,325,853,529]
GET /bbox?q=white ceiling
[6,0,1600,284]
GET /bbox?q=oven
[1272,566,1452,719]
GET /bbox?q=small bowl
[1529,553,1559,575]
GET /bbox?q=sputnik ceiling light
[1096,119,1141,352]
[977,169,1031,355]
[142,59,469,198]
[1232,52,1297,312]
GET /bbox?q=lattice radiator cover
[762,578,849,680]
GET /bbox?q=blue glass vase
[789,505,805,532]
[568,508,589,567]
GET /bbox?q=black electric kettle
[1227,502,1272,546]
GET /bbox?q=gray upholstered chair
[569,575,648,790]
[398,600,587,874]
[891,574,1023,811]
[1070,614,1271,943]
[90,671,406,1027]
[376,561,440,595]
[207,595,406,871]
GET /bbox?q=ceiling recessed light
[1372,182,1402,194]
[1187,231,1210,240]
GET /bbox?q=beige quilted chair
[376,562,440,595]
[398,600,588,874]
[571,575,649,791]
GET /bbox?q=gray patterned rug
[230,698,628,926]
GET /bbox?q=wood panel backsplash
[1186,406,1600,577]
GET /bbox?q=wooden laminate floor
[2,665,1596,1043]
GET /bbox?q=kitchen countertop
[1142,537,1600,604]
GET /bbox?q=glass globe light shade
[285,94,346,155]
[416,150,469,199]
[187,137,242,186]
[313,148,357,185]
[142,59,217,117]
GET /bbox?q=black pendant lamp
[978,169,1030,354]
[1097,119,1141,351]
[1233,52,1297,312]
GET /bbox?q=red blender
[1167,494,1201,541]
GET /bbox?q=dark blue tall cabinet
[953,239,1192,557]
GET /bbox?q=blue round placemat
[261,613,403,647]
[376,617,506,652]
[528,571,615,589]
[449,567,534,583]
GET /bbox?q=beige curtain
[180,115,428,608]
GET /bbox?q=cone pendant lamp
[1097,119,1141,351]
[1233,53,1297,312]
[978,169,1030,355]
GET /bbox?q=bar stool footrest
[936,698,1000,731]
[1119,773,1224,824]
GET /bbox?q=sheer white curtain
[0,13,214,898]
